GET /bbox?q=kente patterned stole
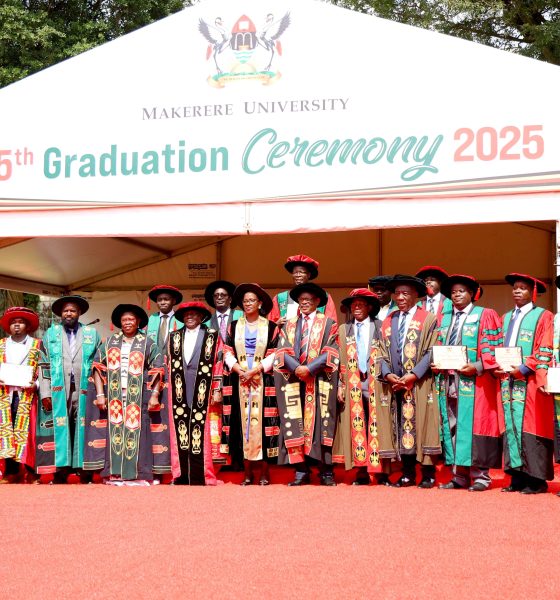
[382,310,430,452]
[234,316,270,461]
[344,326,381,468]
[279,313,336,463]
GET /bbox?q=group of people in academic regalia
[1,254,559,494]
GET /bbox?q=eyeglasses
[213,292,229,298]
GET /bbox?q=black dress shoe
[392,477,415,488]
[468,482,488,492]
[418,477,435,489]
[320,474,337,486]
[375,475,391,486]
[520,484,548,495]
[501,485,523,493]
[439,481,464,490]
[352,477,370,486]
[288,476,310,487]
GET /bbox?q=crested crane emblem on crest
[198,12,291,87]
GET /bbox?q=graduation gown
[333,319,383,471]
[434,306,502,468]
[166,325,226,485]
[378,308,441,463]
[273,313,339,465]
[83,332,170,480]
[36,323,101,472]
[497,306,554,481]
[222,317,280,463]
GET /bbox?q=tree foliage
[0,0,192,87]
[330,0,560,65]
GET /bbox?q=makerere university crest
[198,12,290,87]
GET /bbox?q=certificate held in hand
[494,347,522,372]
[0,363,33,388]
[546,367,560,393]
[432,345,468,370]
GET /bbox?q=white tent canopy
[1,0,559,230]
[0,0,559,334]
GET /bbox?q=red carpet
[1,466,559,599]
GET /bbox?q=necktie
[427,298,435,314]
[505,308,521,346]
[65,328,77,383]
[397,312,408,356]
[219,313,227,341]
[356,322,368,374]
[158,314,169,345]
[299,316,310,363]
[68,329,77,356]
[448,311,464,346]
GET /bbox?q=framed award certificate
[0,363,33,388]
[494,347,522,372]
[432,345,468,370]
[546,367,560,393]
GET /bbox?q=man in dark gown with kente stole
[274,283,339,486]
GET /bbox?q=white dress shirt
[183,325,201,364]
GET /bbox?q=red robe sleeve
[527,310,554,388]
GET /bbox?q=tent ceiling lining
[0,238,31,250]
[118,237,174,257]
[69,235,234,291]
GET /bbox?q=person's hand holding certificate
[432,345,468,370]
[494,347,522,372]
